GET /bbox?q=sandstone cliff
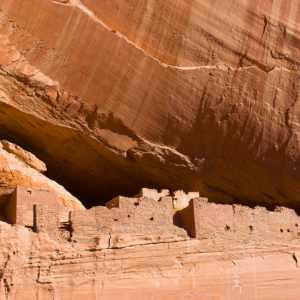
[1,0,300,207]
[0,0,300,299]
[0,140,83,210]
[1,222,300,300]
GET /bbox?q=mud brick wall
[5,186,59,227]
[34,204,59,237]
[71,208,101,244]
[106,196,174,225]
[71,196,184,244]
[178,198,300,242]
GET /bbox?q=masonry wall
[4,186,68,227]
[34,204,59,238]
[71,196,187,245]
[5,186,60,227]
[178,198,300,242]
[175,198,204,238]
[6,186,300,247]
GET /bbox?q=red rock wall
[1,0,300,206]
[82,0,300,69]
[1,222,300,300]
[1,1,300,298]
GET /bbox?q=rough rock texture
[1,140,47,173]
[0,0,300,206]
[2,187,300,299]
[0,0,300,299]
[0,140,83,210]
[1,218,300,300]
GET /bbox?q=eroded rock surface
[0,0,300,299]
[0,0,300,206]
[1,140,47,173]
[0,140,83,209]
[1,186,300,299]
[1,221,300,300]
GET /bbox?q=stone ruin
[1,186,300,248]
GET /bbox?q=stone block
[6,186,59,227]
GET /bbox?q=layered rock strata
[1,185,300,299]
[0,1,300,299]
[0,0,300,206]
[0,140,83,210]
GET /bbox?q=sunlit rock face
[0,140,83,209]
[1,0,300,206]
[1,0,300,299]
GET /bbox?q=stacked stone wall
[177,198,300,243]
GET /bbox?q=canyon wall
[0,0,300,206]
[1,186,300,300]
[1,223,300,300]
[0,0,300,299]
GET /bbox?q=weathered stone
[0,0,300,207]
[0,0,300,298]
[6,186,59,227]
[172,190,200,211]
[1,140,47,173]
[0,141,83,210]
[136,188,170,202]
